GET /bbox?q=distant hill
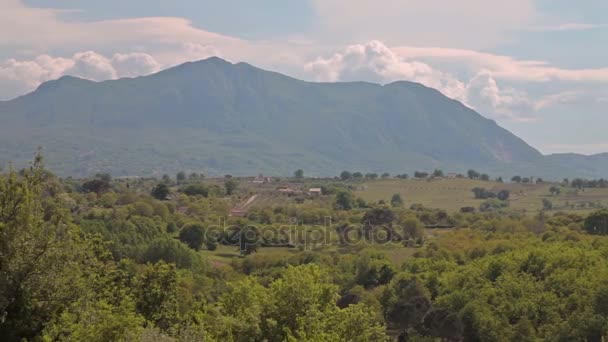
[0,57,604,179]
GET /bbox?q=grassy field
[356,178,608,214]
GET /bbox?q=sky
[1,0,607,155]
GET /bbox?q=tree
[178,223,206,250]
[0,155,92,339]
[472,187,496,199]
[181,183,209,197]
[82,179,111,194]
[414,171,429,179]
[401,217,424,240]
[340,171,352,180]
[432,169,444,178]
[480,174,490,181]
[365,173,378,180]
[224,179,238,195]
[542,198,553,211]
[95,172,112,183]
[511,176,522,183]
[390,193,404,207]
[161,174,171,184]
[151,183,170,200]
[335,191,354,210]
[549,186,561,196]
[497,190,510,201]
[294,169,304,179]
[467,170,480,179]
[133,262,179,331]
[238,225,260,255]
[352,172,363,179]
[176,171,186,185]
[381,173,391,179]
[584,209,608,235]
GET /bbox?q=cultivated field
[356,178,608,213]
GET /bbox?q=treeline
[3,157,608,340]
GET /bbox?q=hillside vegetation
[3,156,608,340]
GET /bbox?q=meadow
[356,177,608,214]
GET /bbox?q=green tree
[151,183,170,200]
[335,191,354,210]
[294,169,304,179]
[224,179,239,196]
[178,223,206,250]
[42,298,145,342]
[584,209,608,235]
[497,190,510,201]
[549,186,561,196]
[390,193,404,207]
[340,171,352,180]
[176,171,186,185]
[0,155,92,340]
[467,169,480,179]
[133,262,179,331]
[432,169,444,177]
[542,198,553,211]
[401,217,424,240]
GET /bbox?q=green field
[356,178,608,213]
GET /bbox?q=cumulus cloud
[464,73,534,122]
[111,53,161,78]
[66,51,117,80]
[305,41,538,121]
[0,51,161,100]
[306,41,466,101]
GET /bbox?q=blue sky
[2,0,608,155]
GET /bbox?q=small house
[308,188,322,195]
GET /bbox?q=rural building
[229,209,247,217]
[308,188,322,195]
[279,187,296,195]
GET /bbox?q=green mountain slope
[0,57,599,178]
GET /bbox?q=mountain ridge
[0,57,604,179]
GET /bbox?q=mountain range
[0,57,605,179]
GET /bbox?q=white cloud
[0,51,161,100]
[305,41,537,121]
[66,51,116,80]
[306,41,467,101]
[310,0,537,48]
[527,23,608,32]
[391,46,608,83]
[111,53,161,78]
[464,73,534,122]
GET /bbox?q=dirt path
[239,194,258,208]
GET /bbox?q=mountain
[0,57,603,179]
[544,153,608,179]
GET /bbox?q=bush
[178,223,206,250]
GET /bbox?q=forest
[2,156,608,341]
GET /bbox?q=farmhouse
[279,187,296,195]
[308,188,322,195]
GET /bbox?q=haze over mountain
[0,57,604,179]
